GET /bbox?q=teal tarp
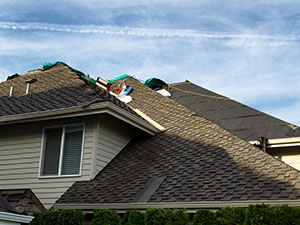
[108,74,129,82]
[30,61,97,84]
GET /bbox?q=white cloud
[0,0,299,126]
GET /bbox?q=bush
[167,209,190,225]
[216,207,246,225]
[121,210,144,225]
[291,206,300,225]
[29,210,59,225]
[92,209,121,225]
[144,208,171,225]
[29,205,300,225]
[193,209,216,225]
[57,209,85,225]
[266,205,300,225]
[29,212,43,225]
[245,204,272,225]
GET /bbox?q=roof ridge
[168,80,191,87]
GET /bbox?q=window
[40,124,84,177]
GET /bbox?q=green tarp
[144,78,167,89]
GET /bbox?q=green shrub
[29,212,42,225]
[92,209,121,225]
[245,204,273,225]
[266,205,300,225]
[121,210,144,225]
[193,209,216,225]
[216,207,246,225]
[29,210,59,225]
[57,209,85,225]
[166,209,190,225]
[291,206,300,225]
[144,208,170,225]
[29,205,300,225]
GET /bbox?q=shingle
[0,63,136,117]
[0,195,17,213]
[57,77,300,204]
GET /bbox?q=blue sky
[0,0,300,125]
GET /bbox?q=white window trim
[38,123,85,179]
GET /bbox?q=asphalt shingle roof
[0,63,136,117]
[57,77,300,204]
[169,81,300,141]
[0,195,17,213]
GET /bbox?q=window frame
[38,123,85,178]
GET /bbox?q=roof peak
[169,80,191,87]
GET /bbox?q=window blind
[61,125,83,175]
[42,128,62,175]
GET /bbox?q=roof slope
[0,195,17,214]
[57,77,300,205]
[0,63,135,117]
[169,81,300,141]
[0,189,45,215]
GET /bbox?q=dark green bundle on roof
[144,78,167,89]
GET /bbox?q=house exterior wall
[0,114,137,210]
[0,116,96,209]
[268,146,300,170]
[92,114,136,179]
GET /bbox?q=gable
[0,189,45,215]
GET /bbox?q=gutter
[249,137,300,148]
[0,102,160,135]
[53,200,300,213]
[0,211,33,223]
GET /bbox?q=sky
[0,0,300,125]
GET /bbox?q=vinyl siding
[92,114,136,178]
[268,146,300,171]
[0,116,96,209]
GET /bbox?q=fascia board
[249,137,300,148]
[0,102,160,135]
[53,199,300,213]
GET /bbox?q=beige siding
[92,114,136,178]
[0,116,96,209]
[269,146,300,171]
[281,155,300,170]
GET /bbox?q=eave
[249,137,300,148]
[0,102,160,135]
[53,200,300,213]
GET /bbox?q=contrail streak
[0,21,299,42]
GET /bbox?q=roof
[169,81,300,141]
[0,195,17,214]
[55,77,300,207]
[0,195,33,223]
[0,189,45,215]
[0,62,136,118]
